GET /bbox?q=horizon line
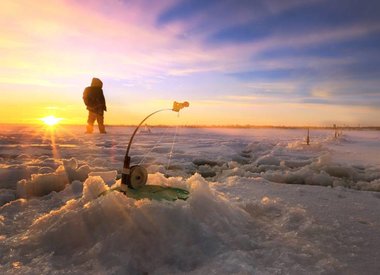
[1,123,379,130]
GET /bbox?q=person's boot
[86,125,93,134]
[99,125,107,134]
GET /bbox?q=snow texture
[0,125,380,274]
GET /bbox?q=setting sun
[40,116,62,126]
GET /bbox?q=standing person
[83,77,107,134]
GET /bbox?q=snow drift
[1,174,342,274]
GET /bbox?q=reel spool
[121,101,189,189]
[127,165,148,189]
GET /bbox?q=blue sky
[152,0,380,125]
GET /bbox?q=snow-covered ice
[1,125,380,274]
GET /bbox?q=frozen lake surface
[1,125,380,274]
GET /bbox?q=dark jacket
[83,78,107,114]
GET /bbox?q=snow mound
[287,140,324,150]
[261,153,380,190]
[0,173,341,274]
[3,174,256,274]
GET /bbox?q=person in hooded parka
[83,77,107,133]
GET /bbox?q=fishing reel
[122,162,148,189]
[121,101,189,189]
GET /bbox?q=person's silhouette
[83,77,107,134]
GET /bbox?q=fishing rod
[121,101,189,189]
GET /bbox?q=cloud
[1,0,196,82]
[2,0,379,83]
[311,89,331,99]
[1,0,380,125]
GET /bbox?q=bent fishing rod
[121,101,189,189]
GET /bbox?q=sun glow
[40,116,62,126]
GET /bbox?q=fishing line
[138,127,170,165]
[167,124,179,170]
[121,101,189,189]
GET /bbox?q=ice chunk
[38,166,55,174]
[0,189,16,206]
[197,165,217,178]
[193,158,218,167]
[76,165,91,181]
[53,159,92,183]
[354,179,380,192]
[62,158,78,170]
[88,170,117,186]
[17,170,68,198]
[82,176,109,202]
[0,166,34,189]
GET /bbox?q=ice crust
[1,126,380,274]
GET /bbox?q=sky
[1,0,380,126]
